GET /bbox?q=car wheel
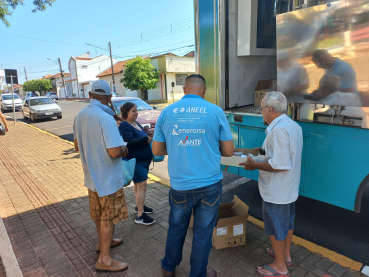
[57,115,62,119]
[23,111,28,119]
[30,113,36,122]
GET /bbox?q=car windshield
[30,98,54,106]
[2,94,20,100]
[113,99,152,112]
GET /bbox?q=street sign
[5,69,18,85]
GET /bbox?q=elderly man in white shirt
[240,91,303,277]
[316,73,362,107]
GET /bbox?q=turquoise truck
[194,0,369,212]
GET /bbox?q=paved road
[4,100,369,265]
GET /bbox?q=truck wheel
[30,114,36,122]
[57,115,62,119]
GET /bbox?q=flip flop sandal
[257,264,290,277]
[266,248,293,266]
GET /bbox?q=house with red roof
[67,52,118,98]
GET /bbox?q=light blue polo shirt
[153,94,233,191]
[326,59,357,91]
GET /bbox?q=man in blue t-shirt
[153,74,234,277]
[312,49,358,93]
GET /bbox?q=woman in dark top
[119,102,155,226]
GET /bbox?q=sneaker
[134,205,154,214]
[135,212,155,225]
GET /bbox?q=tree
[1,0,56,27]
[120,56,160,100]
[23,79,52,94]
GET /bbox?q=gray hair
[319,73,340,92]
[263,91,288,114]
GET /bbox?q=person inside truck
[311,73,362,106]
[312,49,358,93]
[277,50,310,103]
[240,91,303,277]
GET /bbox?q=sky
[0,0,194,83]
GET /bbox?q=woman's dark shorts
[133,160,151,183]
[262,200,296,241]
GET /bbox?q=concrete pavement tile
[290,266,308,277]
[305,273,320,277]
[75,245,89,257]
[119,249,136,261]
[71,258,87,271]
[78,267,96,277]
[294,248,313,260]
[304,253,323,265]
[328,263,349,276]
[315,258,335,271]
[299,261,325,276]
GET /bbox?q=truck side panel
[226,114,369,211]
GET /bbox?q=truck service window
[257,0,276,49]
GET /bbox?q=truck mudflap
[355,174,369,213]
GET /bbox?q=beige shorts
[88,187,129,227]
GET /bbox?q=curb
[0,215,23,277]
[6,115,367,274]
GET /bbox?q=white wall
[166,73,186,101]
[148,73,165,100]
[98,73,137,97]
[165,57,195,73]
[76,55,117,84]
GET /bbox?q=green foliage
[120,56,160,92]
[23,79,52,92]
[317,37,343,49]
[1,0,55,27]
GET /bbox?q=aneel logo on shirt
[172,125,205,135]
[178,136,201,146]
[173,107,207,113]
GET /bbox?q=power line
[0,32,85,46]
[111,18,193,46]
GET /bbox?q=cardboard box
[254,80,273,107]
[221,148,259,168]
[189,196,249,250]
[213,196,249,250]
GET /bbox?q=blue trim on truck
[225,113,369,212]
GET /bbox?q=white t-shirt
[322,91,362,107]
[277,61,309,103]
[258,114,303,204]
[73,99,125,197]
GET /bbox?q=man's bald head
[183,74,207,98]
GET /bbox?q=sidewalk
[0,118,365,277]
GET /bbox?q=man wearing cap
[277,51,310,103]
[73,80,129,272]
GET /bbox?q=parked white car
[1,93,23,112]
[22,97,62,122]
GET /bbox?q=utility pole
[24,67,28,81]
[109,42,116,93]
[58,58,68,100]
[11,76,16,124]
